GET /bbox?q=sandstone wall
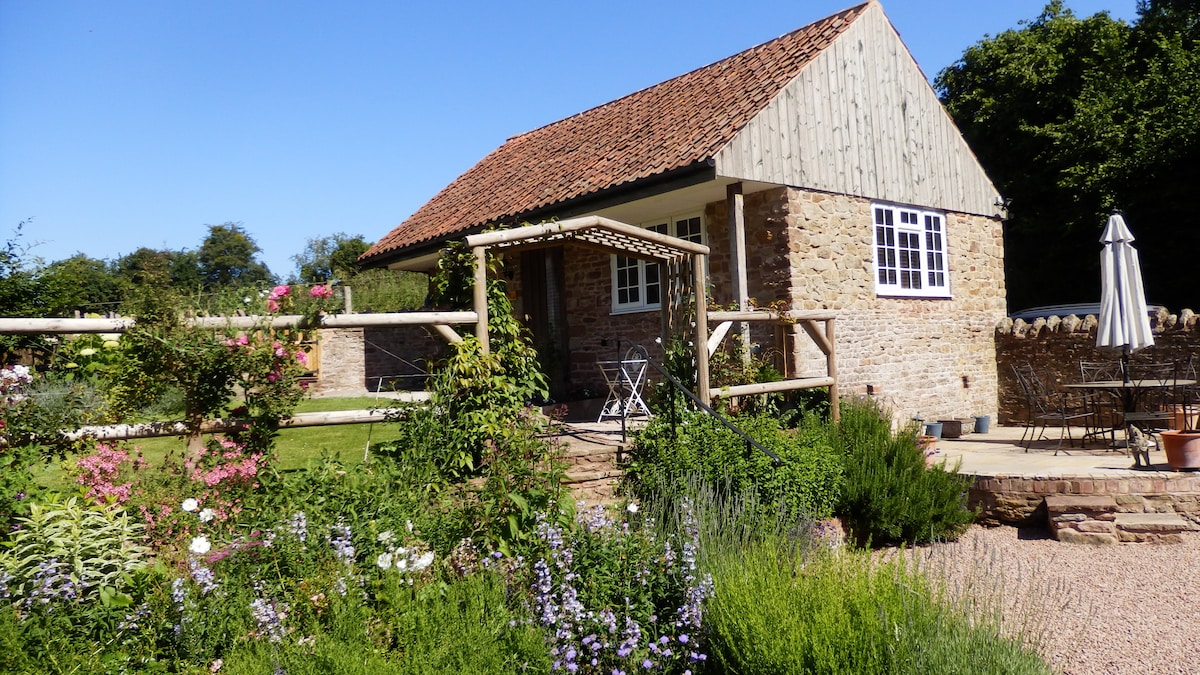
[314,188,1009,419]
[995,309,1200,425]
[777,189,1007,425]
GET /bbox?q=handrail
[627,342,782,465]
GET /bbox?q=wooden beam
[465,216,710,257]
[711,377,836,399]
[474,246,489,355]
[708,309,837,322]
[707,321,732,357]
[432,324,464,344]
[727,182,751,364]
[0,312,481,335]
[800,319,835,356]
[826,318,839,422]
[63,403,430,441]
[694,252,711,406]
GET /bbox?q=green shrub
[623,409,844,524]
[704,537,1053,675]
[828,398,975,546]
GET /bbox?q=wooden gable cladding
[714,3,1001,218]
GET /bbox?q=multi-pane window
[873,204,950,297]
[613,214,703,312]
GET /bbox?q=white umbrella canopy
[1096,211,1154,363]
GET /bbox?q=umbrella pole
[1122,347,1131,383]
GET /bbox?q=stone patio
[553,416,1200,540]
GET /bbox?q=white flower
[78,348,97,357]
[405,520,414,533]
[377,530,394,544]
[181,498,199,512]
[189,535,212,555]
[243,296,252,304]
[376,552,393,570]
[626,502,639,514]
[199,508,215,523]
[396,558,408,572]
[411,552,435,572]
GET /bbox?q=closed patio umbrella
[1096,211,1153,378]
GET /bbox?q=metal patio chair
[1012,363,1094,454]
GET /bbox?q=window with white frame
[872,204,949,297]
[612,214,704,312]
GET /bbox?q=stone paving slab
[933,424,1196,478]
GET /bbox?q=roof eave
[359,159,718,270]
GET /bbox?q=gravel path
[918,525,1200,675]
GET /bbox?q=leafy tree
[115,247,174,288]
[937,1,1200,312]
[291,232,369,284]
[0,221,49,359]
[40,254,123,317]
[197,222,274,290]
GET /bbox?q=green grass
[32,397,408,490]
[704,538,1053,675]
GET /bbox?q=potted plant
[1160,398,1200,470]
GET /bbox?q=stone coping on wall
[995,307,1198,337]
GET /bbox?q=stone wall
[774,188,1007,425]
[995,309,1200,424]
[311,325,448,396]
[314,189,1009,420]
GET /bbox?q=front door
[520,248,570,399]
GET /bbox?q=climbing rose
[310,285,333,299]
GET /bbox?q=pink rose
[269,285,291,299]
[310,285,333,299]
[266,299,279,313]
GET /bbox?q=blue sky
[0,0,1139,280]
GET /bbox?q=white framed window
[872,204,950,298]
[612,214,704,313]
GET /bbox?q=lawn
[33,396,407,491]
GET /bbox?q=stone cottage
[360,0,1008,423]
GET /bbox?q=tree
[936,1,1200,312]
[197,222,274,290]
[290,233,369,284]
[40,254,123,317]
[0,221,50,359]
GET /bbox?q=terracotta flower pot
[1159,429,1200,471]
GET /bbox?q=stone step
[1044,494,1118,516]
[1113,512,1193,543]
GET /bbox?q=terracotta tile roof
[363,2,869,265]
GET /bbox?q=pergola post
[473,246,490,354]
[727,182,751,364]
[826,318,839,421]
[693,251,711,406]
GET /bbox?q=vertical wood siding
[714,3,1000,217]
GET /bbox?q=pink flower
[269,284,291,299]
[295,351,308,366]
[309,285,333,299]
[266,299,279,313]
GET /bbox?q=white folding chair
[596,350,652,422]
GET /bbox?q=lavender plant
[515,501,712,674]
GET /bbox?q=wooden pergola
[464,215,839,418]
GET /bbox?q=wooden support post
[727,182,751,363]
[473,246,490,355]
[343,286,353,314]
[826,318,839,422]
[693,252,711,406]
